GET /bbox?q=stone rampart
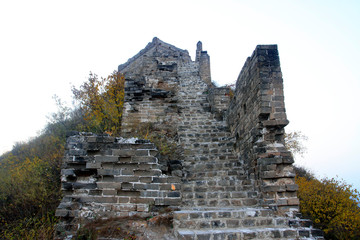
[227,45,298,210]
[55,133,181,238]
[55,39,323,239]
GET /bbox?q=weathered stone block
[197,234,211,240]
[286,184,299,191]
[152,177,168,183]
[86,162,101,169]
[115,176,139,182]
[89,189,102,195]
[299,230,310,237]
[283,230,296,238]
[97,182,121,190]
[130,197,155,204]
[73,183,97,189]
[263,185,286,192]
[287,198,300,205]
[96,196,118,203]
[95,156,119,163]
[98,169,121,175]
[102,189,117,195]
[118,203,135,211]
[134,169,161,176]
[131,156,157,163]
[139,177,152,183]
[112,149,135,157]
[135,150,149,156]
[167,191,180,198]
[226,219,239,227]
[164,198,181,205]
[144,184,160,190]
[136,204,149,212]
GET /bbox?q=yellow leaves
[296,176,360,239]
[0,134,63,230]
[72,71,125,136]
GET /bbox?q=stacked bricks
[207,87,232,121]
[119,37,191,135]
[55,133,181,238]
[174,208,324,240]
[227,45,299,210]
[176,61,257,208]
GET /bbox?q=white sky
[1,0,359,189]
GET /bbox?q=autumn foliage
[288,133,360,239]
[72,71,125,136]
[296,175,360,239]
[0,71,126,238]
[0,134,64,239]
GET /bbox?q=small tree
[284,131,308,158]
[297,176,360,239]
[72,71,125,136]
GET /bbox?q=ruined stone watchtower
[55,38,324,239]
[196,41,212,86]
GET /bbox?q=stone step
[182,191,256,200]
[181,156,237,163]
[179,142,234,148]
[180,198,259,208]
[182,167,241,174]
[178,128,229,132]
[179,131,229,136]
[180,147,234,153]
[181,182,255,192]
[183,184,254,191]
[183,173,245,181]
[178,117,219,121]
[179,136,232,141]
[178,133,232,138]
[174,208,290,230]
[178,124,229,129]
[176,227,324,240]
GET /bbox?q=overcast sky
[1,0,359,190]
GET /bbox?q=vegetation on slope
[296,174,360,239]
[288,133,360,240]
[0,71,125,239]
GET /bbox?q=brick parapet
[227,45,298,210]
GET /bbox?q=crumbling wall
[227,45,299,210]
[118,38,191,135]
[55,133,181,239]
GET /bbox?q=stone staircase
[177,63,256,208]
[173,63,324,239]
[174,207,322,240]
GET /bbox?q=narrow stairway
[173,62,324,240]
